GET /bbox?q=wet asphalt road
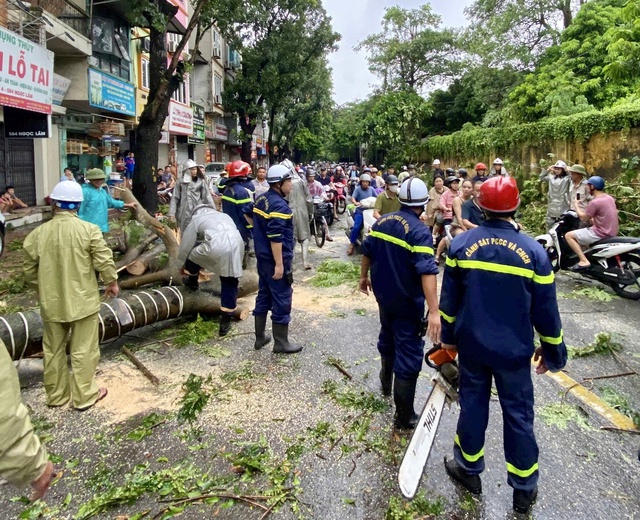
[4,218,640,520]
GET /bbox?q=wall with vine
[421,103,640,178]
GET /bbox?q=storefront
[158,100,193,168]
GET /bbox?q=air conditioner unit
[182,52,191,61]
[167,41,178,53]
[213,46,221,59]
[142,37,150,52]
[215,95,222,105]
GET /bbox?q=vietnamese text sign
[4,105,50,138]
[52,74,71,105]
[168,101,193,135]
[0,27,54,114]
[88,68,136,116]
[188,102,205,144]
[214,123,228,141]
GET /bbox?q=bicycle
[309,197,332,248]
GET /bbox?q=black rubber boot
[219,314,232,337]
[182,274,199,291]
[379,357,393,397]
[513,487,537,514]
[272,323,302,354]
[393,378,418,429]
[254,315,272,350]
[444,456,482,495]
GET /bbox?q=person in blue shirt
[347,173,378,255]
[221,161,255,267]
[359,178,440,429]
[252,165,302,354]
[78,168,135,232]
[439,176,567,515]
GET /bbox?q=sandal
[75,387,108,412]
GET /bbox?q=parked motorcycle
[310,197,333,248]
[345,198,377,249]
[536,210,640,300]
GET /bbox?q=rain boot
[513,487,537,514]
[254,315,272,350]
[393,377,418,429]
[219,314,232,337]
[444,457,482,495]
[182,272,199,291]
[301,239,312,270]
[272,323,302,354]
[380,357,393,397]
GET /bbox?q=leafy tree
[605,0,640,82]
[328,101,372,163]
[223,0,339,163]
[361,91,432,165]
[464,0,588,68]
[357,5,460,93]
[128,0,241,211]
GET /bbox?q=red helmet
[475,162,487,171]
[477,176,520,213]
[229,160,251,178]
[224,162,232,173]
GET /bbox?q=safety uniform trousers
[454,357,539,491]
[43,312,100,410]
[184,259,239,315]
[0,343,48,487]
[253,261,292,325]
[349,207,365,245]
[377,304,424,381]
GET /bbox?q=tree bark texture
[1,274,258,361]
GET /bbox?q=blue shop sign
[88,68,135,116]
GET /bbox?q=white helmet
[433,159,441,166]
[182,159,197,172]
[493,158,503,165]
[553,160,568,170]
[267,164,292,184]
[51,181,83,209]
[399,178,429,207]
[359,173,371,182]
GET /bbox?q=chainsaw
[397,344,459,499]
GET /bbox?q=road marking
[543,369,637,430]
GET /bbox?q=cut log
[126,243,167,276]
[115,233,159,271]
[0,272,258,360]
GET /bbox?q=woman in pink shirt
[439,176,460,224]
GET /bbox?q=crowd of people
[0,154,622,515]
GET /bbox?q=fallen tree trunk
[0,273,258,360]
[126,243,167,276]
[116,233,159,271]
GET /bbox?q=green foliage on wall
[424,103,640,159]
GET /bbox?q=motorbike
[310,196,333,248]
[536,210,640,300]
[323,185,336,226]
[345,197,377,249]
[333,182,348,214]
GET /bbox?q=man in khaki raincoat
[0,341,55,501]
[23,181,119,410]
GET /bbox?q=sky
[323,0,475,104]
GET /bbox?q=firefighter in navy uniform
[252,165,302,354]
[438,176,567,515]
[359,178,440,429]
[222,161,255,266]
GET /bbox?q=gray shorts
[572,227,601,246]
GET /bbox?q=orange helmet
[475,162,487,171]
[229,160,251,178]
[477,176,520,213]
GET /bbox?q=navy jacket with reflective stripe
[361,207,439,309]
[222,179,255,242]
[439,219,567,371]
[253,189,294,267]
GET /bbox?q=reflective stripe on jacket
[439,219,567,371]
[222,180,255,242]
[253,189,294,266]
[361,207,439,308]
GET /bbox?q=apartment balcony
[1,0,92,56]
